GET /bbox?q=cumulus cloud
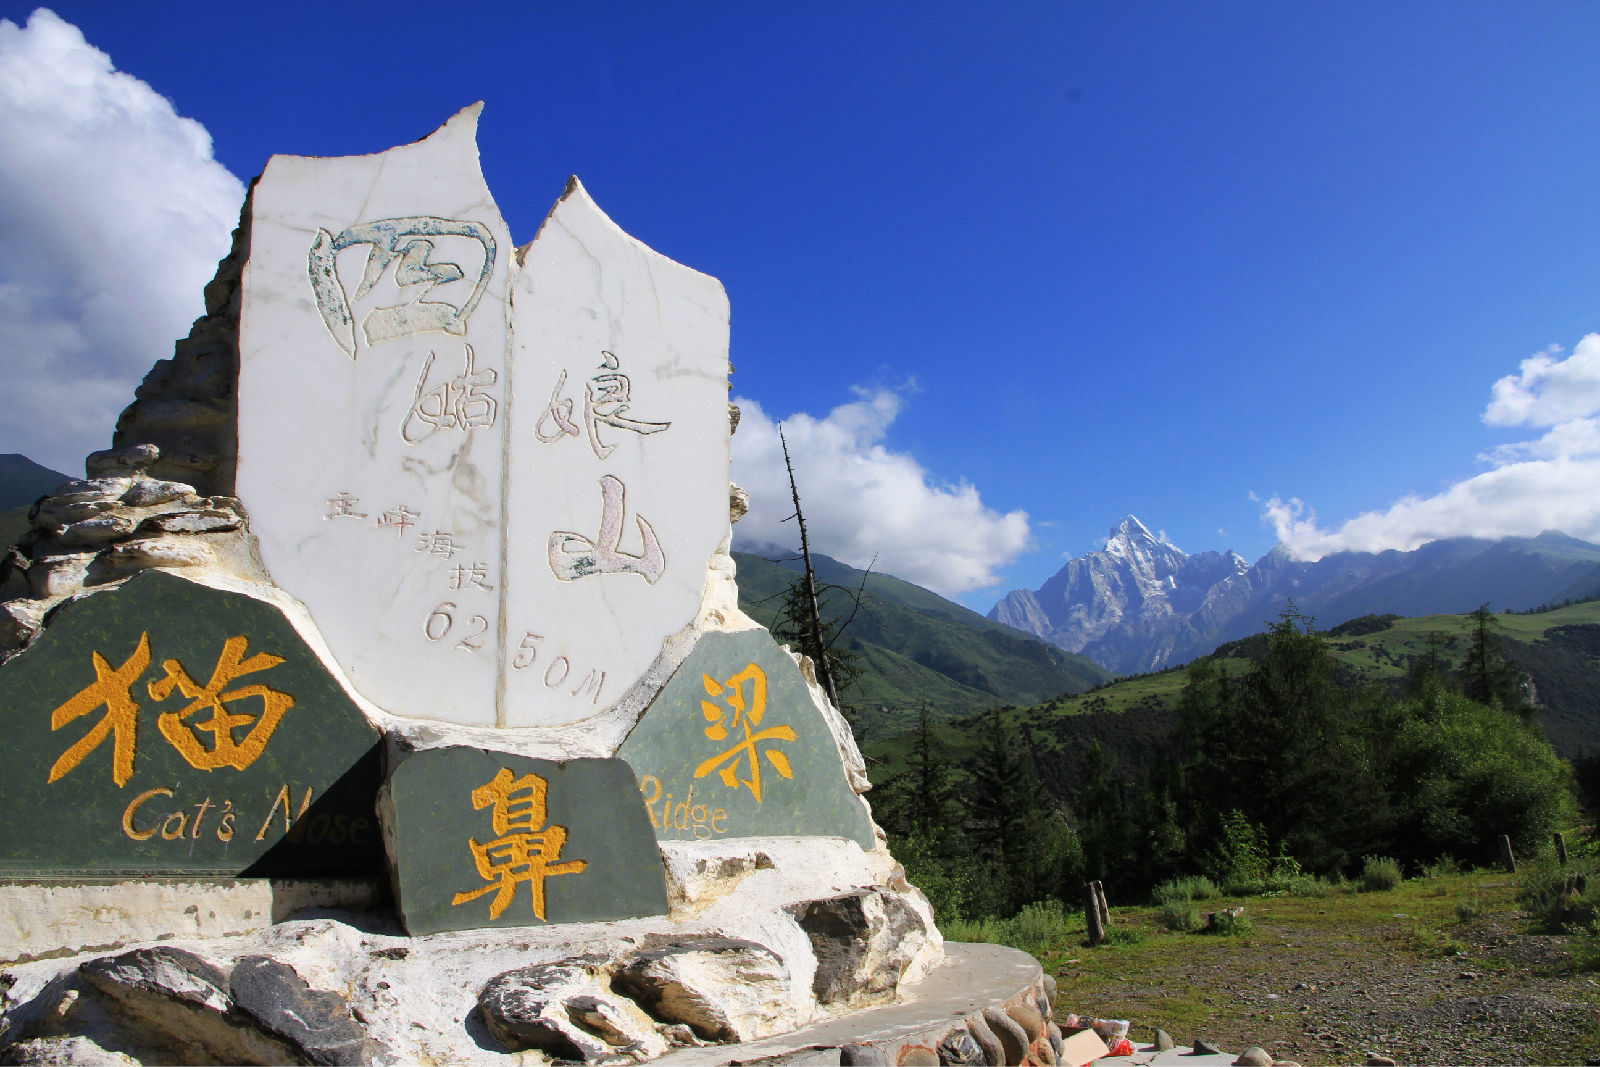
[0,9,244,475]
[730,388,1031,596]
[1264,333,1600,559]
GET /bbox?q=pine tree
[1460,604,1533,721]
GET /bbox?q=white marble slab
[503,180,730,728]
[237,107,730,731]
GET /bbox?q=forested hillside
[867,605,1579,923]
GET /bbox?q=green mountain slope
[0,455,70,555]
[733,551,1110,735]
[0,454,69,511]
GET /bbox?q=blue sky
[5,3,1600,610]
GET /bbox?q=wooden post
[1498,834,1517,873]
[1094,880,1111,931]
[1555,831,1569,867]
[1084,882,1105,946]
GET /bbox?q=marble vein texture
[237,105,731,730]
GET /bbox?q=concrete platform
[655,941,1045,1065]
[0,879,382,962]
[1096,1049,1245,1066]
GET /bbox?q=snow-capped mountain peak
[1104,514,1164,554]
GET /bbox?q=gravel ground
[1057,912,1600,1065]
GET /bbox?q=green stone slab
[384,746,668,934]
[0,571,383,878]
[618,629,874,849]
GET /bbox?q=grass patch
[1032,869,1530,1053]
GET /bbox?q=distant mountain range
[733,551,1110,734]
[991,516,1600,674]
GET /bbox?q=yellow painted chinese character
[147,635,295,771]
[693,663,797,803]
[47,632,152,787]
[451,767,587,921]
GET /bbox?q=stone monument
[0,106,1060,1066]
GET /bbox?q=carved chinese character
[416,531,459,559]
[450,767,587,921]
[400,344,499,444]
[548,475,664,584]
[325,492,367,520]
[377,505,419,537]
[533,351,670,459]
[308,216,497,358]
[534,369,582,443]
[448,562,494,591]
[147,636,295,772]
[694,663,796,803]
[47,633,152,787]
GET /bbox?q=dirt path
[1047,878,1600,1065]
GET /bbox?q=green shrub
[1202,810,1271,887]
[940,899,1075,955]
[1278,873,1333,897]
[1152,875,1219,905]
[1569,920,1600,972]
[1517,855,1567,930]
[1008,898,1073,952]
[1220,874,1266,897]
[1205,908,1253,936]
[1159,901,1201,932]
[1388,693,1578,868]
[1518,851,1600,933]
[1360,855,1403,892]
[1424,855,1462,879]
[1454,897,1481,924]
[941,915,1001,944]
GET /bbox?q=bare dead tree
[779,424,840,709]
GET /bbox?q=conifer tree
[1460,604,1533,721]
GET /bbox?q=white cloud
[1484,335,1600,428]
[1264,333,1600,559]
[0,9,244,475]
[730,388,1031,596]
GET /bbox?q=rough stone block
[792,887,930,1009]
[0,570,383,878]
[619,629,873,848]
[229,956,374,1066]
[981,1007,1028,1066]
[477,960,666,1062]
[936,1026,986,1065]
[76,947,295,1065]
[614,935,797,1042]
[962,1013,1003,1066]
[381,745,668,934]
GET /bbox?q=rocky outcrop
[19,946,358,1065]
[0,460,266,660]
[109,189,251,499]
